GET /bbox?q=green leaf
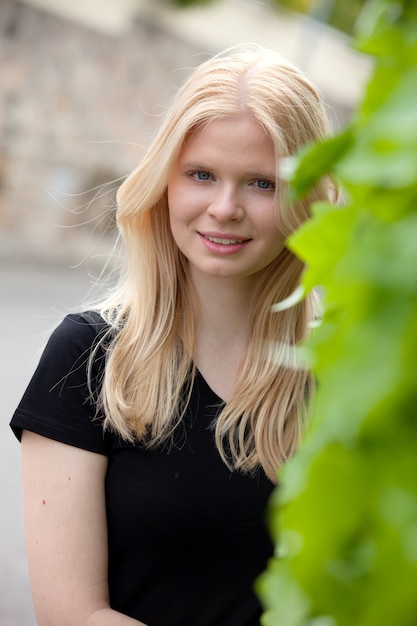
[283,130,353,201]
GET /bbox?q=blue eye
[188,170,211,181]
[255,179,275,190]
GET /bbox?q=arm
[21,430,147,626]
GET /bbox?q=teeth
[206,236,244,245]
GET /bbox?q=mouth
[201,234,249,245]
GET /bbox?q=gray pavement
[0,261,94,626]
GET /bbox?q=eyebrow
[181,161,210,170]
[247,170,277,180]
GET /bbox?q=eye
[253,179,275,191]
[188,170,212,181]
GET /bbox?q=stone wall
[0,0,203,264]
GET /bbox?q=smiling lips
[198,232,251,255]
[201,233,250,245]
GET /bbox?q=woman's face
[167,115,286,289]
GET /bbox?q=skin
[21,431,146,625]
[167,114,286,399]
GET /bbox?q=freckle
[42,499,46,505]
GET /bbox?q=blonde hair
[94,44,337,482]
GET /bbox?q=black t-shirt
[11,312,274,626]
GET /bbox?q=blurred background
[0,0,370,623]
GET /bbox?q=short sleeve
[10,312,113,455]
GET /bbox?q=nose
[207,185,244,222]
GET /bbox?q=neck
[189,272,257,402]
[192,273,255,342]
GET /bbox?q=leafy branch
[257,0,417,624]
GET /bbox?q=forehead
[179,115,276,165]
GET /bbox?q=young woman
[11,44,336,626]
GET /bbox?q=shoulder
[39,311,109,386]
[42,311,108,362]
[11,311,114,452]
[51,310,108,344]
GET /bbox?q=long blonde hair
[94,44,337,482]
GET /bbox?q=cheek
[168,179,191,218]
[168,188,202,236]
[167,187,183,232]
[167,199,189,253]
[168,209,182,246]
[256,204,281,238]
[262,215,286,258]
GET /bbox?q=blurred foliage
[169,0,215,7]
[257,0,417,624]
[168,0,367,35]
[272,0,367,35]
